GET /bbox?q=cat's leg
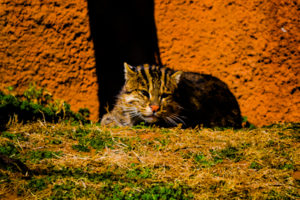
[100,113,117,126]
[100,109,135,127]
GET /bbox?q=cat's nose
[150,105,159,112]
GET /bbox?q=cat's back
[180,72,229,90]
[177,72,233,103]
[176,71,242,128]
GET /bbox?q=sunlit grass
[0,122,299,199]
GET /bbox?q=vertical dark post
[87,0,161,119]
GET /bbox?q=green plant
[0,142,19,157]
[249,162,263,170]
[48,139,62,145]
[0,85,90,129]
[210,146,243,162]
[126,167,152,179]
[194,153,215,168]
[6,86,14,92]
[89,134,114,150]
[26,177,50,192]
[27,150,62,162]
[72,144,90,152]
[1,131,27,142]
[70,127,91,139]
[78,108,90,119]
[50,180,95,199]
[1,131,16,140]
[277,163,294,170]
[132,122,150,129]
[265,189,299,200]
[242,116,256,129]
[23,83,51,105]
[99,183,193,200]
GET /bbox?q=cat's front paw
[100,113,116,126]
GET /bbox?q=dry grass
[0,121,299,199]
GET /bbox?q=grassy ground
[0,122,299,199]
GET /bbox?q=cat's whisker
[163,117,172,126]
[128,110,139,116]
[126,108,137,113]
[114,104,141,118]
[165,116,178,126]
[172,113,185,122]
[129,111,143,119]
[176,105,184,110]
[130,113,141,118]
[170,114,186,126]
[170,118,179,126]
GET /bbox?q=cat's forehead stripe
[135,64,170,92]
[144,66,153,91]
[137,65,148,85]
[160,68,166,93]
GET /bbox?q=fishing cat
[101,63,242,128]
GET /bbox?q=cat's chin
[143,116,158,123]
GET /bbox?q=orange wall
[0,0,299,126]
[154,0,299,126]
[0,0,99,120]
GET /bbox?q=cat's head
[119,63,184,126]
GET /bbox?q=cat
[100,63,242,128]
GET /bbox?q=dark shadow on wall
[87,0,162,119]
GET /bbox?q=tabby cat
[101,63,241,128]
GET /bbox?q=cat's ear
[124,62,136,80]
[171,71,183,84]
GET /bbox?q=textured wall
[154,0,299,126]
[0,0,299,125]
[0,0,99,120]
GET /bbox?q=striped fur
[101,63,242,128]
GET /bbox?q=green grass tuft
[0,121,298,199]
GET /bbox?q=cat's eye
[161,93,170,99]
[141,90,150,97]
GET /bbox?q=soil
[0,0,299,126]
